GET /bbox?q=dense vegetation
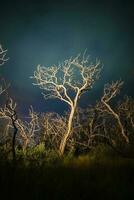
[0,145,134,200]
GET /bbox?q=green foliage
[62,150,75,166]
[15,143,62,166]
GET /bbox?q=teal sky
[0,0,134,114]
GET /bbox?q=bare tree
[0,44,9,95]
[16,106,40,151]
[0,78,10,96]
[0,101,40,152]
[117,96,134,143]
[40,112,66,150]
[101,80,129,143]
[71,106,112,152]
[0,98,18,160]
[32,53,101,155]
[118,96,134,129]
[0,44,8,66]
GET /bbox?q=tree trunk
[12,120,18,161]
[59,105,75,155]
[101,100,129,143]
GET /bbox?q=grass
[0,145,134,200]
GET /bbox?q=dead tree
[117,96,134,142]
[16,106,40,150]
[101,80,129,144]
[0,101,40,152]
[118,96,134,128]
[71,106,111,152]
[40,112,66,150]
[0,44,9,95]
[32,53,101,155]
[0,44,8,66]
[0,78,10,96]
[0,98,18,160]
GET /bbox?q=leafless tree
[0,98,18,160]
[16,106,40,151]
[32,53,101,155]
[117,96,134,142]
[0,100,40,153]
[0,44,8,66]
[40,112,66,151]
[70,106,112,152]
[0,44,9,95]
[101,80,129,144]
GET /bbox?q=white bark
[101,99,129,143]
[32,54,101,155]
[101,81,129,144]
[59,105,75,155]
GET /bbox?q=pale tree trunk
[102,100,129,143]
[59,90,81,155]
[59,105,75,155]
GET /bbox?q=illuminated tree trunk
[59,94,79,155]
[59,105,75,155]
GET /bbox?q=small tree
[32,54,101,155]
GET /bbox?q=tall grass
[0,144,134,200]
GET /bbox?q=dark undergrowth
[0,144,134,200]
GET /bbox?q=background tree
[0,98,18,160]
[117,96,134,143]
[16,106,40,151]
[32,53,101,155]
[40,112,66,151]
[0,101,40,153]
[101,80,129,144]
[0,44,9,95]
[0,44,8,66]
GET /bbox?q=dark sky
[0,0,134,114]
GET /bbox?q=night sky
[0,0,134,115]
